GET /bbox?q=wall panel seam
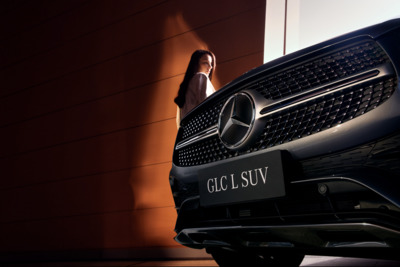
[1,4,265,99]
[0,206,175,225]
[0,117,176,160]
[0,50,263,130]
[0,160,173,191]
[0,74,182,129]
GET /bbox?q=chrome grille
[182,102,223,139]
[252,41,389,100]
[177,78,396,166]
[176,39,397,167]
[257,78,396,148]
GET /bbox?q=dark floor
[2,256,400,267]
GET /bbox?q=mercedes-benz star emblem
[218,92,255,149]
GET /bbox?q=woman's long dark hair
[174,50,216,108]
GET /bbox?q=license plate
[199,150,286,207]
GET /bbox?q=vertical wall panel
[0,0,265,260]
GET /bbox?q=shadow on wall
[93,0,264,257]
[123,9,216,254]
[0,0,264,261]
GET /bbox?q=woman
[175,50,216,125]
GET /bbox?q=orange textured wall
[0,0,265,260]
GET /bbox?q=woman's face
[198,54,213,76]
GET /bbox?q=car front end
[169,19,400,266]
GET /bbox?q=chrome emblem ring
[218,92,256,150]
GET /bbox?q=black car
[169,19,400,266]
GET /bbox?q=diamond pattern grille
[252,41,389,100]
[176,40,396,166]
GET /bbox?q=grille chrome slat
[253,40,389,100]
[176,126,218,150]
[260,63,393,118]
